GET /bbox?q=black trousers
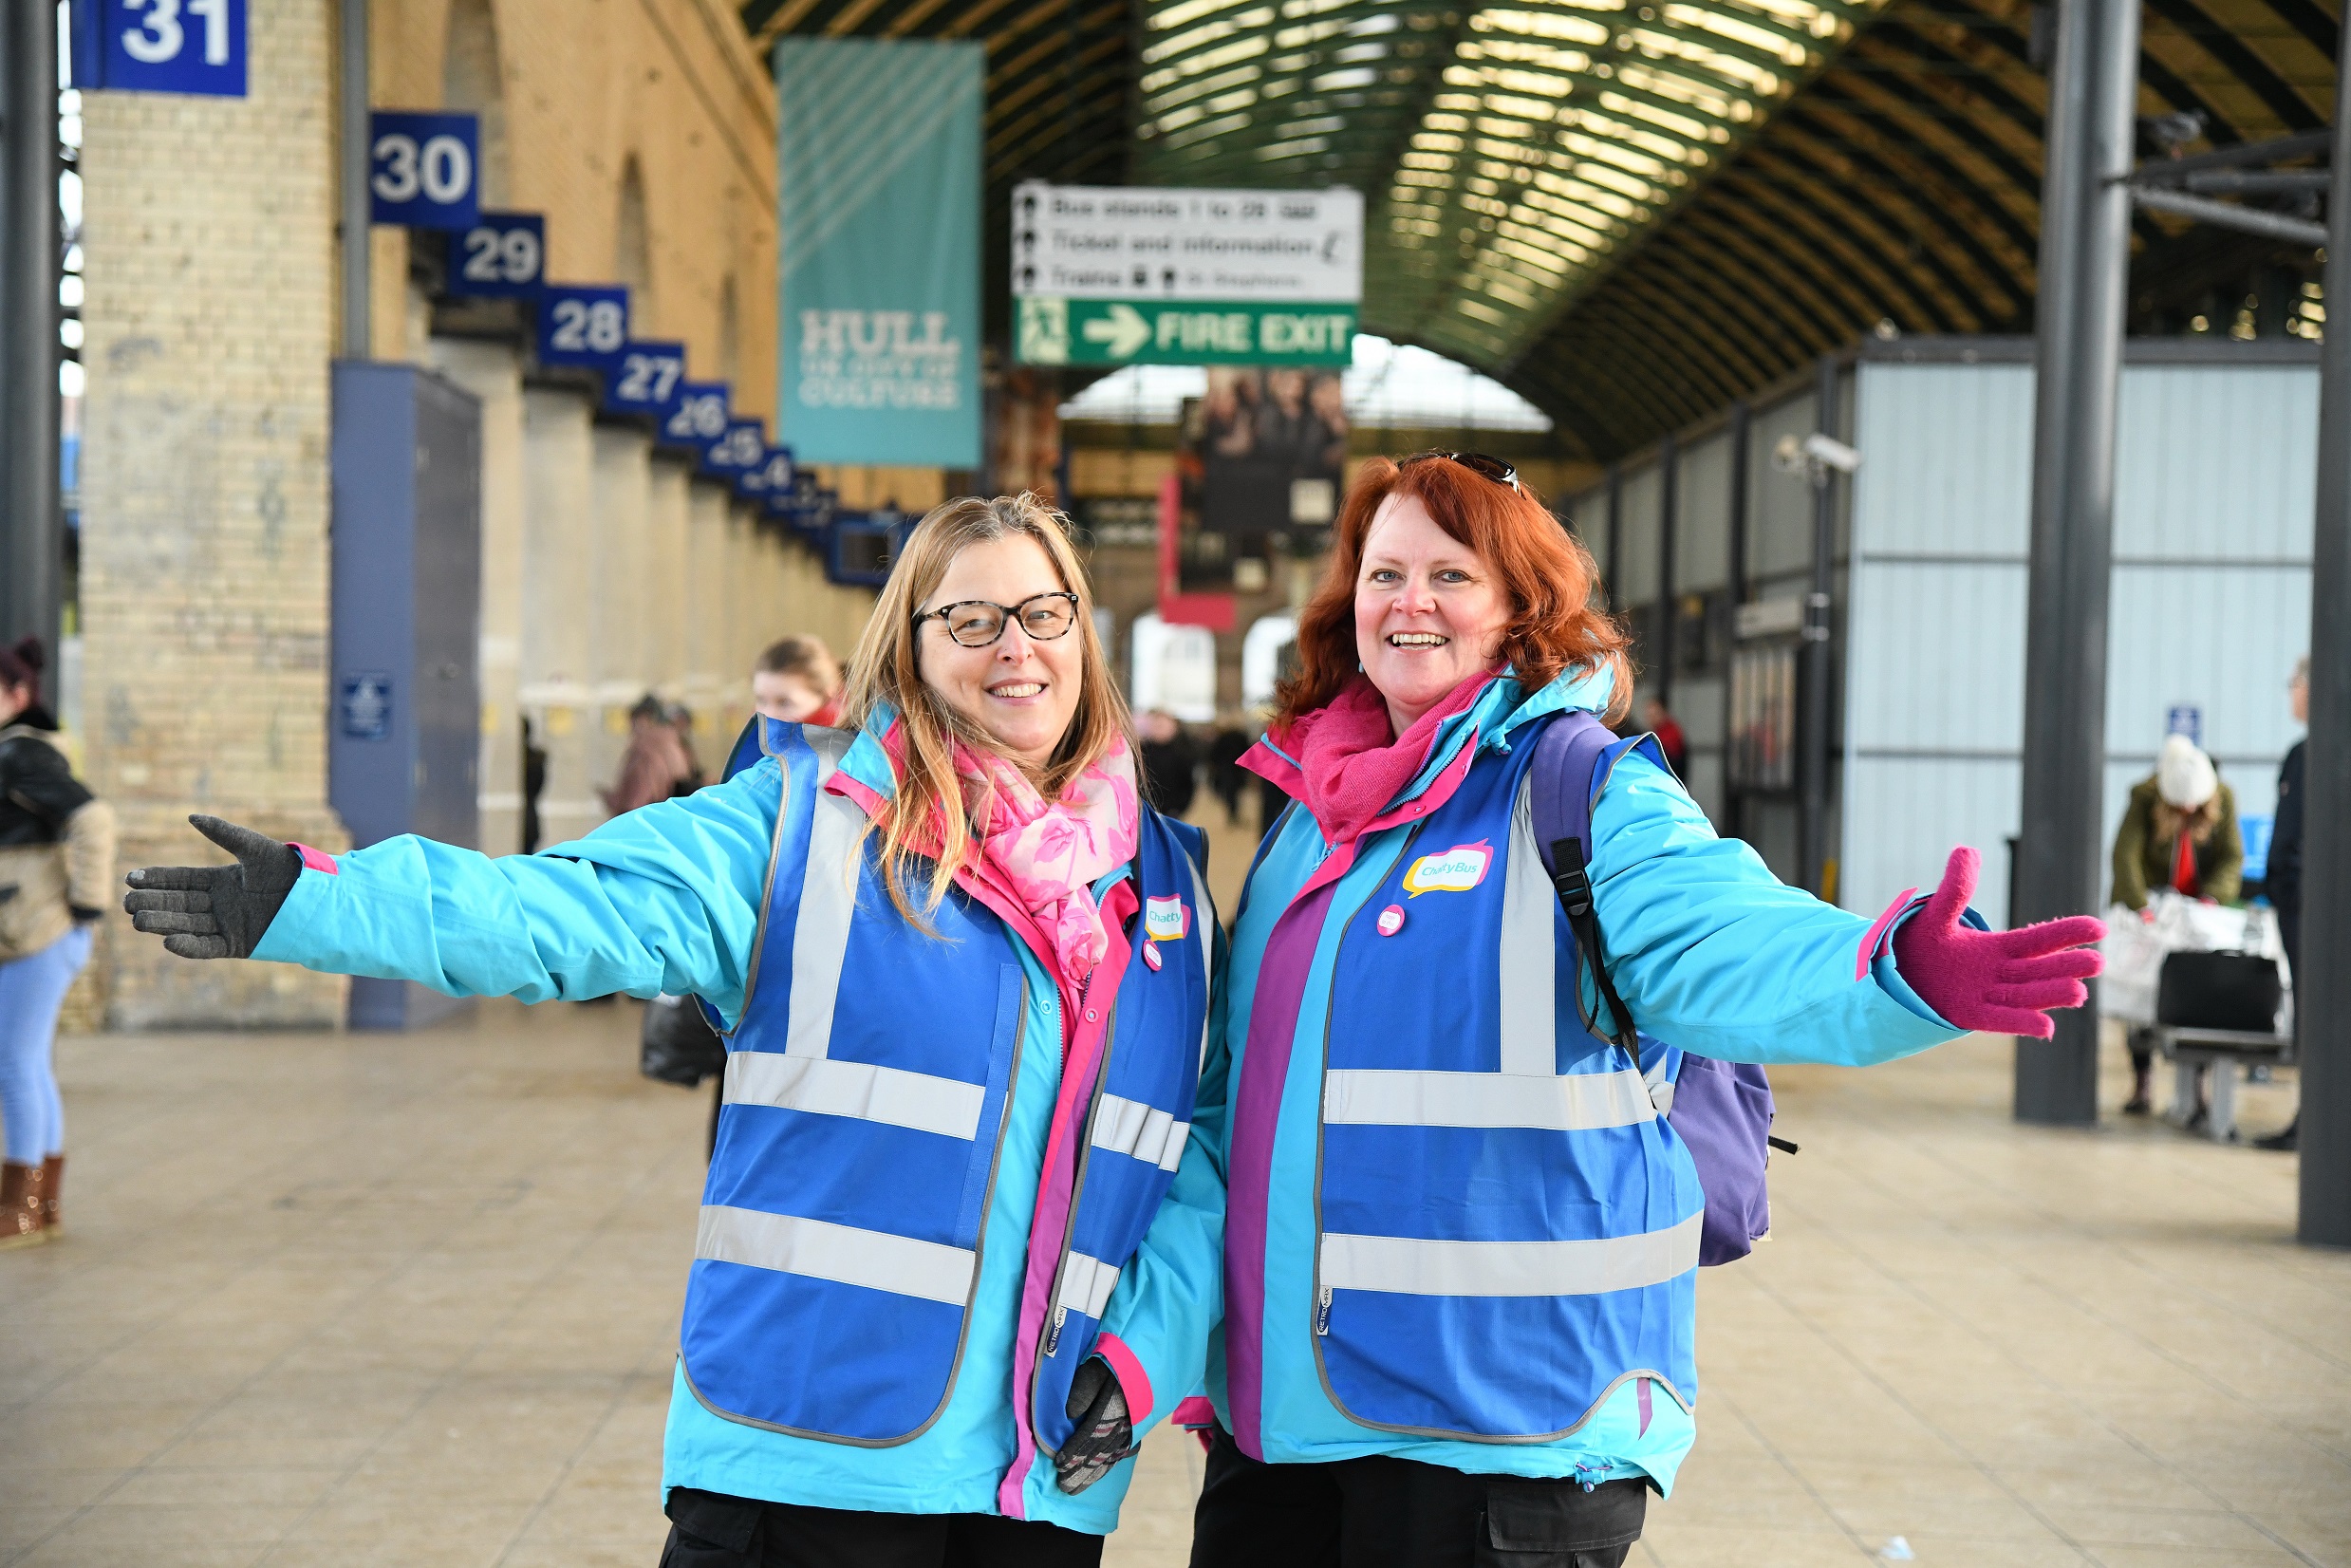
[1188,1427,1648,1568]
[660,1487,1103,1568]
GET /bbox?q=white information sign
[1012,183,1363,304]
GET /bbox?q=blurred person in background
[2257,659,2307,1151]
[122,495,1225,1564]
[602,694,700,818]
[0,639,115,1247]
[1641,693,1687,776]
[1137,710,1200,818]
[666,702,707,796]
[2111,733,2243,1115]
[753,634,844,727]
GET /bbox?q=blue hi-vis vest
[1310,712,1704,1441]
[680,721,1213,1448]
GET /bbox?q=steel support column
[1798,357,1838,900]
[1604,464,1623,613]
[0,0,61,657]
[2297,23,2351,1247]
[2015,0,2140,1125]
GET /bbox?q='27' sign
[75,0,248,97]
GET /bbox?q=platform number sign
[75,0,248,96]
[738,446,797,502]
[451,213,545,297]
[604,343,688,418]
[702,419,766,479]
[661,383,730,449]
[369,112,479,230]
[535,287,629,370]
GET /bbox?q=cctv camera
[1801,432,1862,475]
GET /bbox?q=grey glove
[1054,1356,1138,1496]
[122,814,303,960]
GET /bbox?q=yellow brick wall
[77,0,348,1027]
[367,0,781,420]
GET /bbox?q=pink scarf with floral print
[954,739,1139,982]
[875,721,1140,983]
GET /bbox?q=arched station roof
[739,0,2344,458]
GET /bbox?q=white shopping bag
[2099,891,2281,1024]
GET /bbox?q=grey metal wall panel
[1746,392,1819,584]
[1850,364,2036,560]
[2115,365,2316,562]
[1616,465,1663,605]
[1674,431,1731,592]
[1846,562,2030,756]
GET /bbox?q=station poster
[774,40,983,467]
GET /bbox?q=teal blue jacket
[251,729,1227,1534]
[1210,665,1964,1494]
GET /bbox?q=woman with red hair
[1188,454,2104,1565]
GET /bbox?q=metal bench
[2150,1025,2293,1143]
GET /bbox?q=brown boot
[40,1154,63,1232]
[0,1162,47,1250]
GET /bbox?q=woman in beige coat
[0,639,115,1246]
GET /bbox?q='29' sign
[450,214,545,298]
[75,0,248,96]
[369,112,479,230]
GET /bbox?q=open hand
[1891,848,2106,1038]
[122,815,303,960]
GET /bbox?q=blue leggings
[0,926,92,1163]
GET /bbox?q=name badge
[1146,895,1190,942]
[1403,840,1493,896]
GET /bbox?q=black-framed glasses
[916,591,1082,648]
[1404,450,1521,494]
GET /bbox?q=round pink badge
[1141,943,1164,971]
[1376,905,1405,937]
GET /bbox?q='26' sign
[369,112,479,230]
[77,0,248,96]
[662,384,731,448]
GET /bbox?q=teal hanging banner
[775,40,983,468]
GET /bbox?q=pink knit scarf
[1279,672,1494,849]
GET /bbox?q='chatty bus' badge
[1402,841,1493,896]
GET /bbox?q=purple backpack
[1528,712,1788,1267]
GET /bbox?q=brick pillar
[587,425,653,797]
[430,339,527,857]
[645,454,692,718]
[77,0,347,1027]
[520,387,598,847]
[683,479,733,769]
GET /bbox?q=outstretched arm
[125,769,784,1020]
[1589,753,2099,1066]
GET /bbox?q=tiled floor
[4,999,2343,1566]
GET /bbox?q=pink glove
[1888,848,2106,1038]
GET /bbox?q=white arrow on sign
[1081,303,1152,358]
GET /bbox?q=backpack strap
[1527,714,1669,1056]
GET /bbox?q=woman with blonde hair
[121,495,1225,1566]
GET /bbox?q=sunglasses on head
[1402,450,1521,494]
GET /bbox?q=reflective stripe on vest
[1323,1066,1652,1130]
[1055,1250,1120,1317]
[725,1051,986,1140]
[1092,1092,1190,1170]
[1320,1211,1703,1297]
[699,1204,978,1305]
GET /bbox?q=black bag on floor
[641,993,726,1087]
[2156,951,2283,1033]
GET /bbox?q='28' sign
[369,112,479,230]
[536,287,630,370]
